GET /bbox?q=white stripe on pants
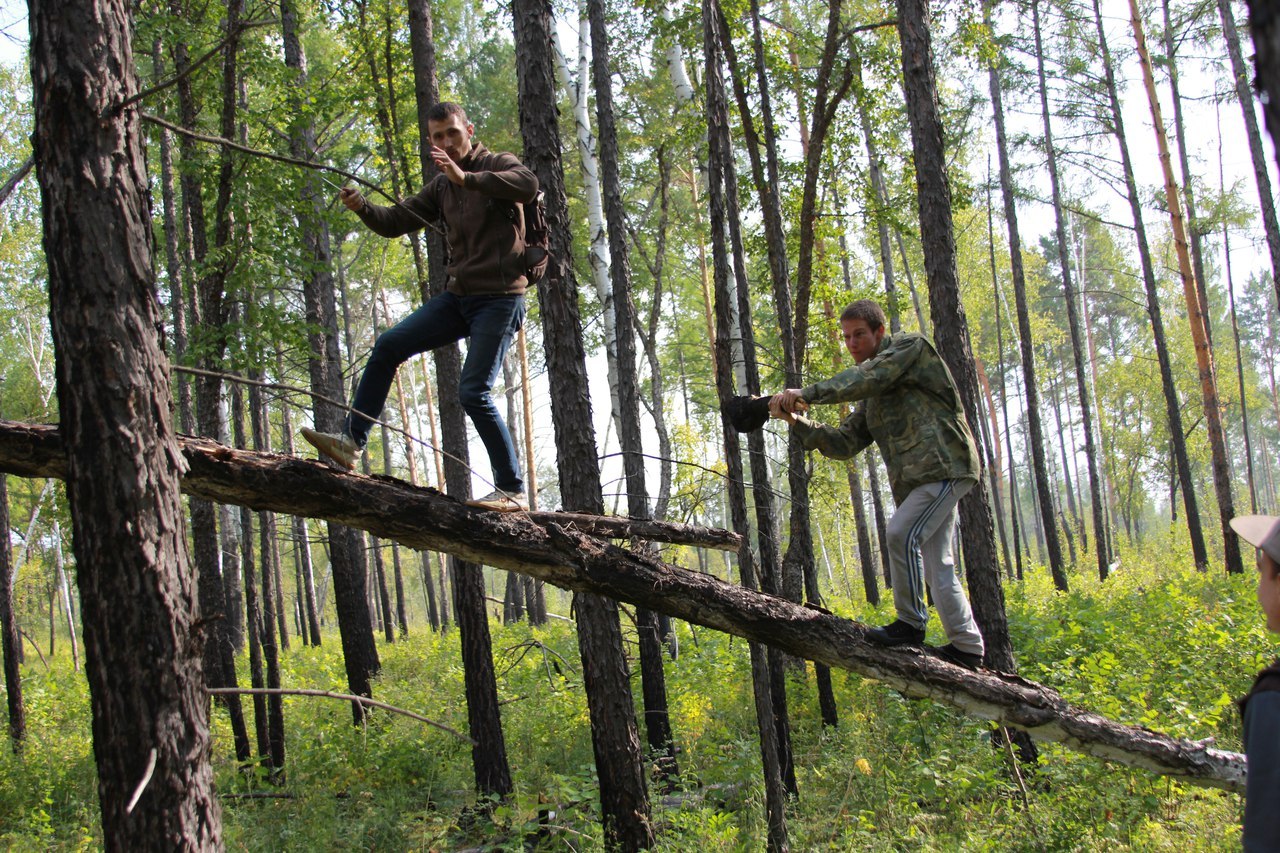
[885,478,984,655]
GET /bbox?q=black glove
[723,395,772,433]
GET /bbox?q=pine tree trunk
[282,0,380,718]
[1223,0,1280,304]
[989,235,1025,580]
[985,1,1067,589]
[233,386,270,764]
[1030,0,1110,580]
[587,0,679,786]
[249,379,286,777]
[151,39,193,434]
[28,0,223,841]
[403,0,511,795]
[0,472,22,751]
[1088,0,1209,570]
[896,0,1023,683]
[516,0,654,842]
[169,0,254,759]
[727,116,799,800]
[702,1,791,845]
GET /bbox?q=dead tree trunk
[0,421,1248,793]
[1088,0,1209,571]
[1128,0,1243,575]
[27,0,222,841]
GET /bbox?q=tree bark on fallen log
[0,419,1246,792]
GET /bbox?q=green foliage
[0,550,1263,850]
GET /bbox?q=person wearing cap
[770,298,985,670]
[1231,514,1280,851]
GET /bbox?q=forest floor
[0,540,1266,851]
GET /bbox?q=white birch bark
[552,11,622,435]
[661,5,695,102]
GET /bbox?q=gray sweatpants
[886,478,984,656]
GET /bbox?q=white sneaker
[466,489,528,512]
[301,427,360,471]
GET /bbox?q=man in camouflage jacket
[770,299,985,669]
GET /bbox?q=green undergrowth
[0,547,1269,850]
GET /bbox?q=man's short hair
[840,299,886,331]
[426,102,468,124]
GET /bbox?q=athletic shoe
[301,427,359,471]
[866,619,926,646]
[936,643,984,671]
[466,489,528,512]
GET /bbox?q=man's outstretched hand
[769,389,808,424]
[339,186,366,212]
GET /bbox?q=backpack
[521,191,550,285]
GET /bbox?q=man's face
[428,114,474,163]
[841,317,885,364]
[1258,549,1280,633]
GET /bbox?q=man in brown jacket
[303,102,536,511]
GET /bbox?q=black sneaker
[936,643,984,671]
[866,619,926,646]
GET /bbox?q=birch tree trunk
[553,9,623,435]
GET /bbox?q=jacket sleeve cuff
[800,384,821,405]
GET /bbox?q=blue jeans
[346,291,525,493]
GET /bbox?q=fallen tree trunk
[524,510,740,552]
[0,419,1246,792]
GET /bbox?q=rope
[168,364,779,513]
[170,364,515,509]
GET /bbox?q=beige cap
[1230,515,1280,566]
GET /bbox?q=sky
[3,0,1277,512]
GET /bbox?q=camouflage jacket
[793,332,981,505]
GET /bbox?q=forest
[2,0,1280,848]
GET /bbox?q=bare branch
[206,687,474,744]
